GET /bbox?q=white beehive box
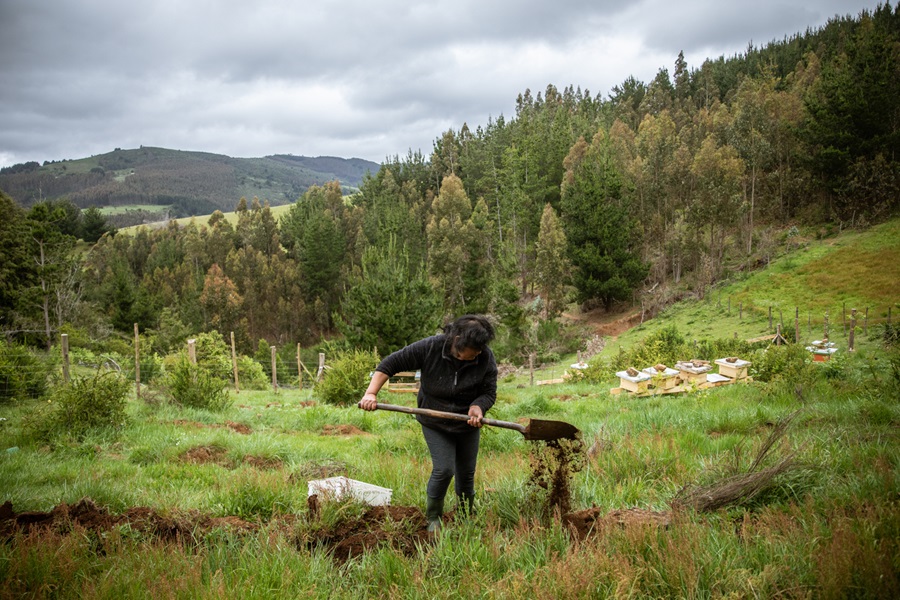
[307,476,392,506]
[642,366,680,390]
[715,358,751,380]
[675,361,712,384]
[615,369,652,393]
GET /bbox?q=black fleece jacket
[375,335,498,433]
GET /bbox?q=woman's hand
[359,393,378,411]
[467,405,483,427]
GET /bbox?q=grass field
[1,352,897,598]
[117,202,294,232]
[1,221,898,598]
[98,204,171,216]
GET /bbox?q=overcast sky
[0,0,882,168]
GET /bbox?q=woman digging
[359,314,498,532]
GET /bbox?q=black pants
[421,424,481,499]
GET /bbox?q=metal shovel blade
[524,418,580,441]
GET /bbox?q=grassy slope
[600,218,900,358]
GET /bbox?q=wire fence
[3,300,897,401]
[710,296,895,343]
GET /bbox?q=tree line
[0,4,897,364]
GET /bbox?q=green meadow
[1,220,898,599]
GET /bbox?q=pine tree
[335,237,440,355]
[560,130,649,311]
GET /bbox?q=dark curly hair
[443,314,495,351]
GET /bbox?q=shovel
[368,403,580,441]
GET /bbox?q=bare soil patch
[563,306,643,338]
[563,507,672,540]
[180,445,232,467]
[170,420,252,435]
[0,498,256,542]
[243,455,283,470]
[321,424,368,436]
[2,495,670,564]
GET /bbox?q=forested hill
[0,147,379,216]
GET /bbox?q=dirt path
[562,306,644,339]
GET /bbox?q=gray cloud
[0,0,882,167]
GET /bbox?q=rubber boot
[425,495,444,533]
[457,493,475,517]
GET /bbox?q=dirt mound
[225,421,252,434]
[3,496,672,563]
[321,424,368,436]
[180,445,232,467]
[306,505,430,563]
[170,420,252,435]
[563,507,672,540]
[0,498,256,542]
[243,455,283,469]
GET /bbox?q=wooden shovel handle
[369,402,526,434]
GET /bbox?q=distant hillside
[0,146,379,217]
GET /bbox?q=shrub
[0,340,53,402]
[166,353,232,411]
[237,355,269,390]
[750,344,817,384]
[315,348,379,406]
[26,370,130,441]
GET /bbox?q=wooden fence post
[133,325,140,398]
[849,309,857,351]
[61,333,70,384]
[842,302,847,336]
[230,332,239,393]
[864,307,869,337]
[187,339,197,364]
[317,353,325,382]
[296,343,303,390]
[271,346,278,391]
[824,312,829,339]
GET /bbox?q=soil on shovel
[527,437,586,516]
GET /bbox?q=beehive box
[615,370,651,393]
[675,361,712,384]
[642,366,680,390]
[307,476,392,506]
[715,358,751,380]
[806,341,837,362]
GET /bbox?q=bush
[166,353,232,411]
[315,348,379,406]
[237,355,269,390]
[26,370,130,441]
[0,340,53,402]
[750,344,817,385]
